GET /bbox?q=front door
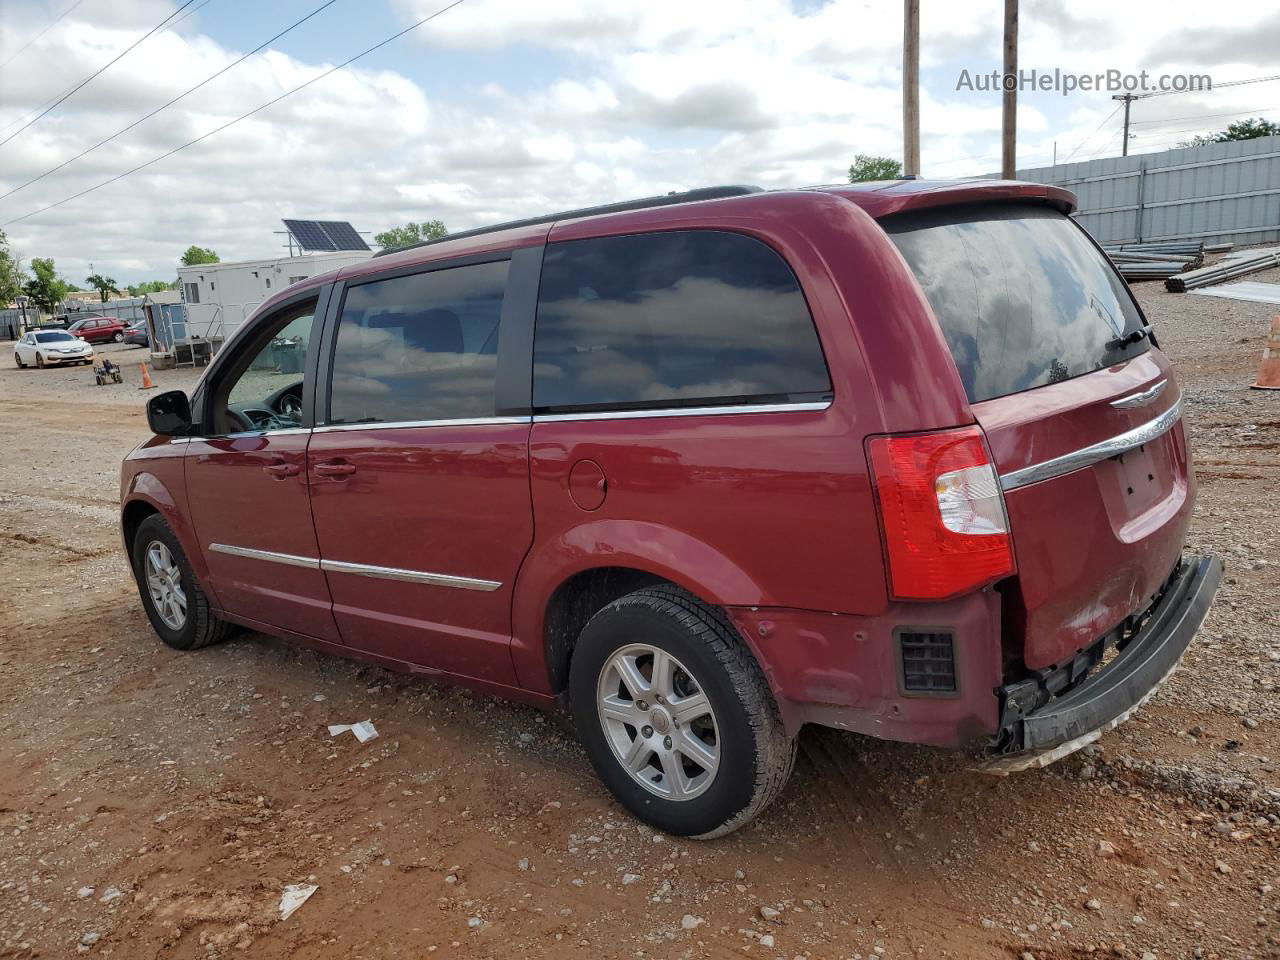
[185,294,340,641]
[307,257,533,684]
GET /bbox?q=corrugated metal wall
[1010,134,1280,246]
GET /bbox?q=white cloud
[0,0,1277,284]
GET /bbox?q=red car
[120,180,1220,837]
[69,315,127,343]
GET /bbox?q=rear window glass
[533,230,831,412]
[884,204,1148,403]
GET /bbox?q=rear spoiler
[834,180,1078,220]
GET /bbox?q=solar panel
[282,219,336,251]
[317,221,370,251]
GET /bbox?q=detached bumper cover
[989,554,1221,771]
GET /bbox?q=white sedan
[14,330,95,368]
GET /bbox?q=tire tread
[588,584,796,839]
[133,515,236,651]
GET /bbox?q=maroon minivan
[120,180,1220,837]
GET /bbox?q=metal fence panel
[1008,134,1280,247]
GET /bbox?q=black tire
[14,353,23,368]
[569,585,796,838]
[132,514,237,651]
[113,331,125,342]
[35,353,44,368]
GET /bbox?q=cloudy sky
[0,0,1277,285]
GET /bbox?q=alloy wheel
[145,540,188,630]
[596,644,720,801]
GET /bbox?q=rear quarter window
[883,204,1149,403]
[533,230,831,412]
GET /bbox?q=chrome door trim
[208,543,320,569]
[320,558,502,592]
[531,400,832,424]
[1109,379,1167,409]
[313,416,531,433]
[999,400,1183,492]
[169,427,313,444]
[207,543,502,591]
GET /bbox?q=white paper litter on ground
[326,721,379,743]
[279,883,318,921]
[1189,281,1280,305]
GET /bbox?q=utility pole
[902,0,920,176]
[1001,0,1018,179]
[1113,93,1137,156]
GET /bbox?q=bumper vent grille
[899,631,957,694]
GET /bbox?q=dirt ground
[1,277,1278,960]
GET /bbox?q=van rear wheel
[569,585,795,838]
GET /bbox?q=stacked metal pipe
[1104,241,1203,282]
[1165,250,1280,292]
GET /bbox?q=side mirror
[147,390,193,436]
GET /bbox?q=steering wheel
[277,392,302,420]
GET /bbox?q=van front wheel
[569,585,795,838]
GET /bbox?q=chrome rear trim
[999,399,1183,492]
[320,558,502,592]
[208,543,319,569]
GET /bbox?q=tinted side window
[533,231,831,411]
[329,259,509,425]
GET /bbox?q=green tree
[374,220,448,250]
[0,230,22,307]
[22,258,70,314]
[127,279,177,297]
[1181,118,1280,147]
[85,273,120,302]
[180,245,220,266]
[848,154,903,182]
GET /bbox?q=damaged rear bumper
[984,553,1221,774]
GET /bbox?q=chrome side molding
[1110,379,1167,409]
[208,543,320,569]
[319,558,502,592]
[207,543,501,592]
[999,399,1183,492]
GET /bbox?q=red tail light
[868,426,1015,600]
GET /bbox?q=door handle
[264,460,301,479]
[314,460,357,478]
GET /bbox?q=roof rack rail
[371,185,765,257]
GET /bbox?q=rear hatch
[884,204,1193,672]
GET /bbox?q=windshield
[36,332,76,343]
[883,203,1149,403]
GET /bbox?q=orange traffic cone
[1252,315,1280,390]
[139,362,156,390]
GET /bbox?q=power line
[0,0,88,69]
[1130,106,1278,126]
[928,107,1122,172]
[0,0,200,149]
[1133,114,1280,139]
[1061,103,1122,164]
[0,0,210,139]
[1085,128,1122,162]
[3,0,471,228]
[1136,73,1280,100]
[0,0,343,202]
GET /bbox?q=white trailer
[176,250,372,345]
